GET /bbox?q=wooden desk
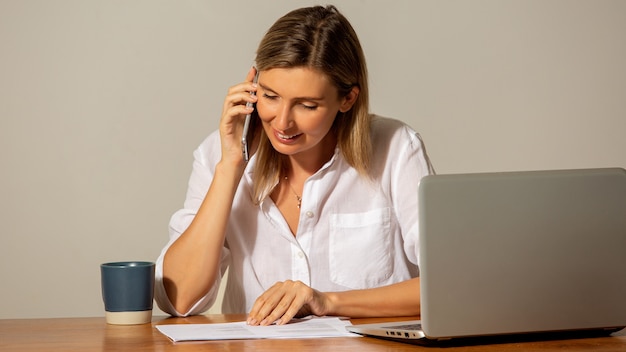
[1,314,625,351]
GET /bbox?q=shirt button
[305,211,314,218]
[298,252,304,258]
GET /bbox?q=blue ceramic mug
[101,261,155,325]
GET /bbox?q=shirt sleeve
[385,121,435,268]
[154,132,230,316]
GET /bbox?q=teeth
[278,132,300,139]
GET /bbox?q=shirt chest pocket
[329,208,393,289]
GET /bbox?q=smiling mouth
[277,131,302,140]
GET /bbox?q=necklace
[283,176,302,209]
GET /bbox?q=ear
[339,86,360,113]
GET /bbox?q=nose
[273,103,293,131]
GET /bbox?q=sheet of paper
[156,317,359,342]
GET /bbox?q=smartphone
[241,71,259,162]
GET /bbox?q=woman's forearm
[326,277,420,318]
[162,160,244,314]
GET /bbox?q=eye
[262,93,277,100]
[301,104,318,111]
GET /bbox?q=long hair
[252,5,371,203]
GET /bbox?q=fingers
[222,80,258,116]
[218,67,259,161]
[222,66,259,116]
[245,66,258,83]
[222,89,257,118]
[247,281,314,326]
[228,66,258,110]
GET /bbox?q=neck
[285,132,337,177]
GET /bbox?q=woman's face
[256,67,358,161]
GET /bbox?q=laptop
[346,167,626,342]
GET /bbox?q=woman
[155,5,434,326]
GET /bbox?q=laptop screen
[418,168,626,339]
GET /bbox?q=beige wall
[1,0,624,319]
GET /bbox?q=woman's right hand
[219,66,258,166]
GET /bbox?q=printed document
[156,317,359,342]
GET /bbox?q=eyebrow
[259,83,325,101]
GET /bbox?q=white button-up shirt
[155,116,434,316]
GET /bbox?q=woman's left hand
[246,280,332,326]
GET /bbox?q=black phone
[241,71,259,162]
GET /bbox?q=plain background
[1,0,624,319]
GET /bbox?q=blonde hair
[253,5,371,203]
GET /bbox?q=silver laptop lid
[418,168,626,339]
